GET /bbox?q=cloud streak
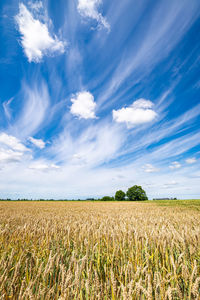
[77,0,110,30]
[12,81,49,138]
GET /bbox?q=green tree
[126,185,148,201]
[115,190,126,201]
[100,196,114,201]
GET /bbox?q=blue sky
[0,0,200,199]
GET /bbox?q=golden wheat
[0,201,199,299]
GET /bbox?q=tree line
[100,185,148,201]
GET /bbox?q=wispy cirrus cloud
[12,81,49,138]
[3,97,14,121]
[97,0,200,109]
[28,1,43,11]
[51,121,124,168]
[77,0,110,30]
[15,3,66,62]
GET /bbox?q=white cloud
[28,1,43,11]
[185,157,197,164]
[15,3,66,62]
[143,164,159,173]
[0,133,27,152]
[0,148,24,163]
[70,91,97,119]
[77,0,110,30]
[169,161,181,170]
[28,137,45,149]
[29,161,60,171]
[113,98,157,128]
[0,133,30,165]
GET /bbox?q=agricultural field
[0,200,200,299]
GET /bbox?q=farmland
[0,200,200,299]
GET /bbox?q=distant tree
[115,190,126,201]
[126,185,148,201]
[101,196,114,201]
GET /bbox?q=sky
[0,0,200,199]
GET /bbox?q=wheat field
[0,201,199,299]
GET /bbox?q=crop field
[0,201,200,299]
